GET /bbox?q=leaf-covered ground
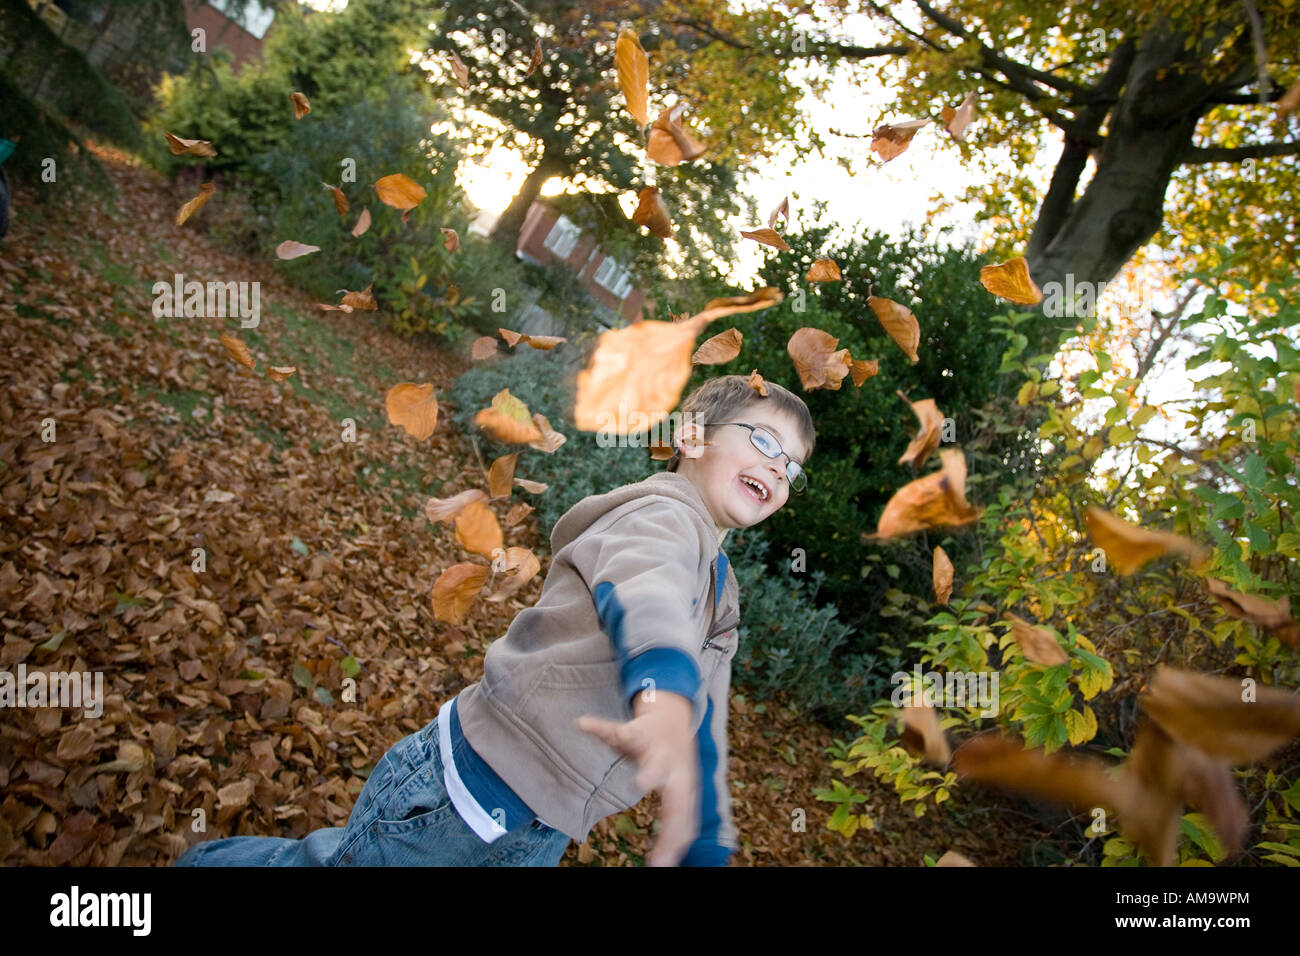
[0,147,1056,866]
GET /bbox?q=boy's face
[678,401,810,533]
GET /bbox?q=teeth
[741,476,767,501]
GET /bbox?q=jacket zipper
[702,557,737,651]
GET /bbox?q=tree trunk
[490,145,569,253]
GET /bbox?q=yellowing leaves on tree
[615,28,650,126]
[432,563,489,624]
[980,257,1043,305]
[385,383,439,440]
[475,388,544,444]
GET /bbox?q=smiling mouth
[738,475,769,503]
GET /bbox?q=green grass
[138,386,209,437]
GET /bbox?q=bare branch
[1240,0,1270,105]
[667,16,906,58]
[1182,140,1300,162]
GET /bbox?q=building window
[593,257,632,299]
[543,215,580,259]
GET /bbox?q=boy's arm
[678,655,738,867]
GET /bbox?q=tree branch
[1182,140,1300,162]
[666,16,907,59]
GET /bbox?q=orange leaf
[933,546,953,604]
[498,328,566,350]
[351,208,371,237]
[432,563,489,624]
[524,40,543,77]
[322,182,349,216]
[514,477,548,494]
[425,489,488,523]
[276,240,320,260]
[164,132,217,157]
[290,91,311,119]
[471,336,499,360]
[266,366,297,382]
[448,50,470,90]
[940,92,977,141]
[475,388,544,444]
[455,499,504,558]
[1083,506,1208,575]
[897,391,945,469]
[487,453,518,499]
[849,358,878,386]
[318,303,353,313]
[747,369,768,396]
[691,287,783,324]
[953,732,1124,820]
[219,333,255,370]
[340,285,377,311]
[898,697,951,766]
[632,186,673,238]
[692,328,743,366]
[1277,77,1300,118]
[870,117,930,162]
[979,257,1043,305]
[505,502,534,527]
[385,383,439,440]
[1003,613,1069,666]
[806,258,841,282]
[647,103,707,166]
[787,327,851,391]
[441,227,460,253]
[874,448,981,538]
[528,413,567,453]
[868,294,920,364]
[740,228,790,251]
[375,173,427,211]
[176,182,215,226]
[615,28,650,126]
[486,547,541,602]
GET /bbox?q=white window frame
[594,257,633,299]
[543,215,580,258]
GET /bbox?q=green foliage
[827,256,1300,866]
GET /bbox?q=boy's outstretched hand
[577,691,698,867]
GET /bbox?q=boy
[174,374,815,867]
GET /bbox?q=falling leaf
[899,697,951,765]
[475,388,544,444]
[176,182,215,226]
[1204,579,1294,632]
[787,327,853,391]
[505,502,534,526]
[868,294,920,364]
[425,489,488,524]
[691,287,783,324]
[352,208,371,237]
[573,315,709,432]
[432,563,489,624]
[647,103,707,166]
[219,333,255,370]
[318,303,353,313]
[488,453,518,499]
[870,117,931,162]
[740,228,790,251]
[322,182,349,216]
[940,92,977,141]
[953,732,1123,818]
[385,383,439,440]
[375,173,427,212]
[524,40,543,77]
[767,196,790,231]
[441,227,460,253]
[164,132,217,157]
[472,336,499,360]
[632,186,673,238]
[692,328,743,366]
[290,91,311,119]
[1083,506,1208,575]
[933,546,953,604]
[276,240,320,260]
[455,499,504,558]
[806,258,841,282]
[448,50,470,90]
[747,369,768,396]
[850,359,878,386]
[340,285,377,311]
[1277,77,1300,118]
[1003,613,1069,666]
[486,547,541,601]
[266,366,296,382]
[514,477,548,494]
[874,448,982,538]
[979,257,1043,305]
[498,328,566,350]
[528,413,567,453]
[615,28,650,126]
[1139,666,1300,764]
[936,851,975,867]
[897,391,945,469]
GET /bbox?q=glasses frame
[698,422,807,494]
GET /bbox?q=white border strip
[438,697,509,843]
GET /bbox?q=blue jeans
[173,714,571,866]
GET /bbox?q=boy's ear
[675,420,708,460]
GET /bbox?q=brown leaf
[647,103,707,166]
[176,182,216,226]
[318,303,353,313]
[632,186,673,238]
[425,489,488,523]
[266,366,297,382]
[475,388,544,444]
[525,39,543,77]
[874,448,982,538]
[897,391,945,469]
[498,328,566,350]
[940,92,977,141]
[441,227,460,253]
[514,477,548,494]
[899,697,951,766]
[164,131,217,157]
[573,315,710,432]
[1139,666,1300,764]
[979,257,1043,305]
[692,328,743,366]
[505,502,534,527]
[448,50,470,90]
[691,287,783,324]
[340,285,377,311]
[375,173,427,211]
[322,182,349,216]
[1277,77,1300,118]
[487,454,518,499]
[455,499,504,558]
[806,258,841,282]
[471,336,499,360]
[1003,613,1069,667]
[486,547,542,601]
[56,725,96,761]
[528,413,567,453]
[219,333,256,371]
[868,294,920,364]
[740,228,791,251]
[849,359,878,386]
[351,208,372,237]
[767,196,790,231]
[275,240,321,260]
[1083,506,1209,575]
[432,563,489,624]
[747,369,768,396]
[385,383,439,440]
[787,327,851,391]
[290,91,311,119]
[1204,578,1294,631]
[1112,720,1186,867]
[936,851,976,866]
[615,28,650,126]
[933,546,953,604]
[870,117,931,162]
[953,732,1124,817]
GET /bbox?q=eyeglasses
[699,422,807,494]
